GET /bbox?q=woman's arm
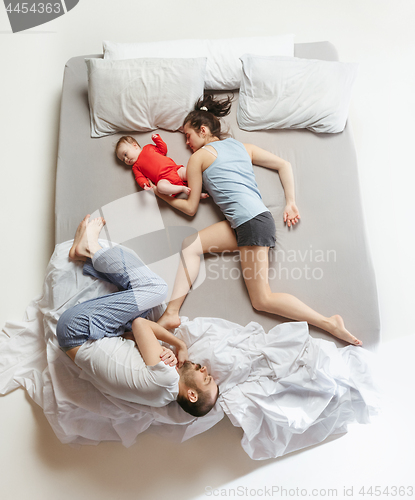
[244,143,300,226]
[151,151,205,216]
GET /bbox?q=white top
[75,336,180,407]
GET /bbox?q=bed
[0,39,380,459]
[55,40,379,348]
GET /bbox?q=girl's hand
[176,344,189,368]
[147,179,159,195]
[284,203,300,227]
[160,346,177,367]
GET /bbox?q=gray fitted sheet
[55,42,380,349]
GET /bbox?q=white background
[0,1,414,499]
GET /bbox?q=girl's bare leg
[239,246,362,345]
[157,221,238,329]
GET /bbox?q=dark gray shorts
[234,211,276,248]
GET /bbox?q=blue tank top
[202,138,268,228]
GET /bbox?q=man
[56,215,219,417]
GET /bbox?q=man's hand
[283,203,300,227]
[176,344,189,368]
[160,346,177,367]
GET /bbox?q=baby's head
[116,136,142,166]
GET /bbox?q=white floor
[1,1,414,499]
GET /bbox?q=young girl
[153,95,362,346]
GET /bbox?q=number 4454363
[5,3,62,14]
[359,486,413,496]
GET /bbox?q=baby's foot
[328,315,362,346]
[69,214,90,261]
[200,193,209,199]
[182,186,191,196]
[157,309,181,331]
[75,217,106,260]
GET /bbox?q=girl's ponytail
[183,95,233,139]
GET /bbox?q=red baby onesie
[132,135,186,189]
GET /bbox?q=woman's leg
[239,246,362,345]
[157,220,238,329]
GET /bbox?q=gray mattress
[55,42,380,349]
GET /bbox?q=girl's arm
[151,151,205,216]
[244,143,300,227]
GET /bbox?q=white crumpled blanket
[0,241,380,460]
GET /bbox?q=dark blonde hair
[183,95,233,140]
[115,136,140,156]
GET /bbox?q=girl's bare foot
[69,214,90,261]
[157,309,181,331]
[72,217,106,260]
[327,314,362,346]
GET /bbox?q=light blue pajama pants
[56,246,168,351]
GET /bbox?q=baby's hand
[143,184,152,191]
[151,133,159,141]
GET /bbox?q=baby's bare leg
[157,179,191,196]
[177,167,187,181]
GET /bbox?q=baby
[116,134,191,196]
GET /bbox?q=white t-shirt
[75,336,180,407]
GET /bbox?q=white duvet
[0,241,380,460]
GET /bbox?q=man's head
[176,361,219,417]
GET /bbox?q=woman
[153,96,361,346]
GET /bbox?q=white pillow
[103,35,294,90]
[85,57,207,138]
[237,55,359,133]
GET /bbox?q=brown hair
[183,94,233,140]
[176,384,220,418]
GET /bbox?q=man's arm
[244,143,300,227]
[132,317,188,367]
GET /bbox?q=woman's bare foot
[157,309,181,331]
[327,315,362,346]
[69,214,90,261]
